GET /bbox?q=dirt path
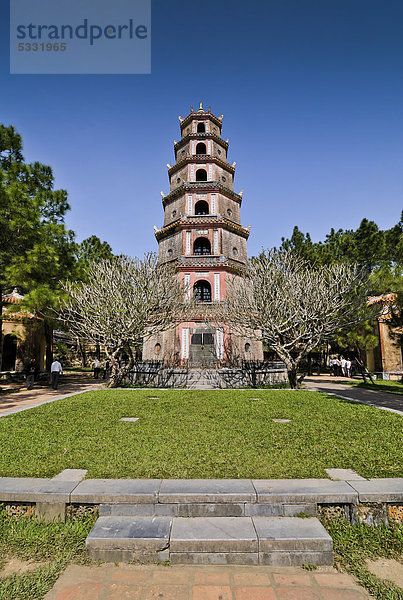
[0,371,105,416]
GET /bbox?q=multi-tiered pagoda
[143,103,263,366]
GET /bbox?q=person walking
[26,358,37,390]
[50,357,63,390]
[340,356,347,377]
[103,359,110,380]
[93,357,101,379]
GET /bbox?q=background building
[366,294,403,379]
[1,290,46,372]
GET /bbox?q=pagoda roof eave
[162,181,242,206]
[154,215,250,241]
[174,133,228,152]
[180,110,223,130]
[168,156,235,177]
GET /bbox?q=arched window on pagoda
[197,122,205,133]
[193,237,211,255]
[196,168,207,181]
[193,280,212,303]
[195,200,209,215]
[196,142,206,155]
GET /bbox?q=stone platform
[1,476,402,566]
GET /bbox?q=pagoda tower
[143,103,263,366]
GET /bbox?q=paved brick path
[45,564,370,600]
[304,375,403,415]
[0,372,104,416]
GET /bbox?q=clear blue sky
[1,0,402,257]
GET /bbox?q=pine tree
[0,125,76,369]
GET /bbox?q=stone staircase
[186,369,220,389]
[85,479,345,565]
[86,514,332,566]
[1,475,402,566]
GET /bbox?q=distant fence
[126,360,287,389]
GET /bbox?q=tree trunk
[108,357,120,388]
[109,356,134,388]
[78,337,87,368]
[95,337,100,360]
[44,320,53,371]
[307,353,312,376]
[287,367,298,389]
[355,349,375,385]
[0,283,3,371]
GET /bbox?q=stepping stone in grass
[325,468,365,481]
[120,418,139,422]
[272,419,291,423]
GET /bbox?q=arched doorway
[193,237,211,255]
[195,168,207,181]
[196,142,206,155]
[197,122,205,133]
[195,200,209,215]
[1,334,17,371]
[193,280,212,303]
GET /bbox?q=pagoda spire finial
[197,101,204,113]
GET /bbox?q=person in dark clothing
[103,360,110,380]
[26,358,38,390]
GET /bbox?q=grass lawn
[333,379,403,396]
[0,389,401,479]
[322,516,403,600]
[0,506,95,600]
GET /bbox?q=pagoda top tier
[178,102,223,135]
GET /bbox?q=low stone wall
[214,366,287,388]
[1,477,402,524]
[129,366,188,388]
[127,361,288,388]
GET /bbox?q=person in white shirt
[93,358,101,379]
[340,357,347,377]
[50,357,63,390]
[346,359,352,378]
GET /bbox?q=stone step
[86,515,333,566]
[86,516,171,563]
[99,501,317,518]
[186,369,221,389]
[94,478,359,519]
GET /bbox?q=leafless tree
[216,249,377,388]
[58,254,184,387]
